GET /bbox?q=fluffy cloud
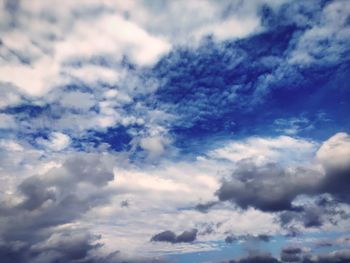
[36,132,71,151]
[209,136,317,165]
[215,133,350,213]
[289,0,350,65]
[317,132,350,170]
[217,162,321,212]
[0,151,117,262]
[1,0,350,261]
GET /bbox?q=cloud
[36,132,71,151]
[317,132,350,170]
[220,252,281,263]
[289,0,350,65]
[1,0,350,261]
[215,132,350,213]
[216,161,321,212]
[151,230,177,243]
[117,0,281,44]
[0,84,22,109]
[59,91,96,111]
[0,151,117,262]
[0,113,16,129]
[209,136,317,165]
[302,249,350,263]
[151,229,197,244]
[219,248,350,263]
[139,135,170,159]
[280,247,302,262]
[316,133,350,202]
[0,0,171,100]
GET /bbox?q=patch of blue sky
[167,230,350,263]
[71,126,133,152]
[150,26,350,154]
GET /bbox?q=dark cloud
[258,235,272,242]
[151,229,197,244]
[0,232,101,263]
[220,252,281,263]
[279,205,324,229]
[216,162,320,212]
[151,230,177,243]
[279,194,349,231]
[219,249,350,263]
[0,153,117,263]
[195,201,218,213]
[281,247,302,262]
[318,166,350,204]
[175,229,197,243]
[216,136,350,214]
[302,249,350,263]
[225,235,237,244]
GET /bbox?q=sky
[0,0,350,262]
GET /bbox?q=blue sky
[0,0,350,262]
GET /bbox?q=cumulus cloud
[0,151,117,262]
[215,133,350,213]
[317,132,350,170]
[36,132,71,151]
[216,161,321,212]
[1,0,350,261]
[316,133,350,202]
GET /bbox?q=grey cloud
[216,151,350,214]
[216,162,320,212]
[225,235,237,244]
[218,249,350,263]
[197,222,216,236]
[0,152,117,263]
[302,249,350,263]
[151,229,198,244]
[258,235,272,242]
[219,252,281,263]
[195,201,219,213]
[279,205,324,229]
[318,167,350,203]
[281,247,302,262]
[175,229,198,243]
[151,230,177,243]
[279,194,349,230]
[0,232,101,263]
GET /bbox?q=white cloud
[317,132,350,169]
[60,91,95,111]
[0,2,171,99]
[209,136,318,165]
[139,135,170,159]
[37,132,71,151]
[0,0,289,101]
[289,0,350,65]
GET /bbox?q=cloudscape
[0,0,350,262]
